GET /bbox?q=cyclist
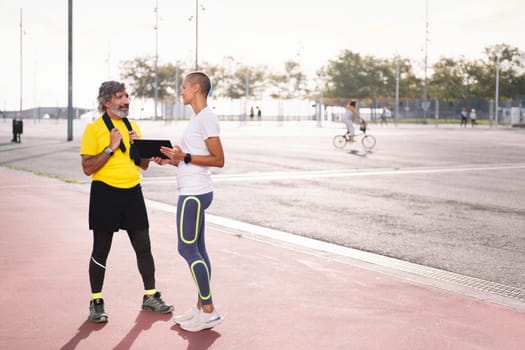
[341,100,361,142]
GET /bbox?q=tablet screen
[133,139,172,159]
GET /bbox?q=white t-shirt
[341,109,354,122]
[177,106,220,195]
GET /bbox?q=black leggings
[89,229,156,294]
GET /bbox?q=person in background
[380,108,388,126]
[469,108,477,127]
[153,72,225,332]
[460,108,468,127]
[80,81,173,323]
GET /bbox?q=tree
[483,43,523,68]
[514,74,525,99]
[481,43,525,101]
[117,43,524,110]
[429,44,525,104]
[120,57,154,98]
[322,50,420,100]
[208,57,268,99]
[429,57,468,104]
[323,50,367,98]
[267,60,310,99]
[120,57,183,101]
[396,58,423,99]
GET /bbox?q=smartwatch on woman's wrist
[184,153,192,164]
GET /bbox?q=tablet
[133,139,172,159]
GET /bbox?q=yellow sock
[144,289,156,296]
[92,292,103,300]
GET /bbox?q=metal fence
[323,97,525,126]
[2,98,524,126]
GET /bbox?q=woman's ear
[192,82,201,94]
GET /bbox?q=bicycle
[333,120,376,150]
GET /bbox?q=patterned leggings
[177,192,214,305]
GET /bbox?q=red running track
[1,167,524,349]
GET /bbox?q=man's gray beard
[110,106,129,118]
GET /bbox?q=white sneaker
[173,306,198,324]
[180,309,223,332]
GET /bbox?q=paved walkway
[1,166,525,349]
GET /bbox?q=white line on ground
[142,163,525,184]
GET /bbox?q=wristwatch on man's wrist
[103,146,114,156]
[184,153,192,164]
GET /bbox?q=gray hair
[97,81,126,112]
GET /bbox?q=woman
[342,100,361,142]
[153,72,225,332]
[469,108,477,127]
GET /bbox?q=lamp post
[495,55,500,126]
[67,0,73,141]
[317,69,326,128]
[19,8,23,112]
[195,0,199,70]
[395,54,400,127]
[154,0,159,119]
[193,0,205,71]
[422,0,429,124]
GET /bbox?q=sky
[1,0,523,110]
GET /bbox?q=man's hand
[128,130,139,143]
[109,128,122,150]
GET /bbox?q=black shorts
[89,181,149,232]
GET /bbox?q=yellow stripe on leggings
[190,260,211,300]
[179,196,201,244]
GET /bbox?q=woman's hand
[152,145,183,166]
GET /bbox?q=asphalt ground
[1,118,524,297]
[2,165,525,350]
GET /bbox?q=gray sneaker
[142,291,174,314]
[89,298,108,323]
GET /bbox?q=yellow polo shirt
[80,116,143,189]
